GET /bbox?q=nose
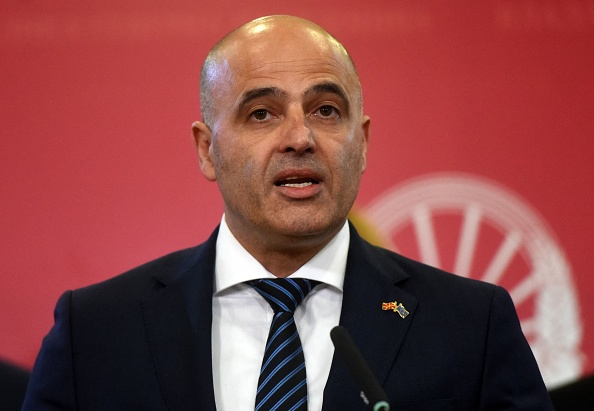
[278,110,315,154]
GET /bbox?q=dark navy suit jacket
[22,224,553,410]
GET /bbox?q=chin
[274,214,344,238]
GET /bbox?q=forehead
[216,25,357,101]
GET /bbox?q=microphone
[330,325,391,411]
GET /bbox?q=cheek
[211,142,228,175]
[242,157,257,180]
[213,139,262,188]
[336,138,366,175]
[336,146,367,200]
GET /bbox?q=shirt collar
[214,215,349,295]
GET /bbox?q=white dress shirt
[212,216,349,411]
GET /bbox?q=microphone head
[331,326,391,411]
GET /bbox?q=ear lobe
[192,121,217,181]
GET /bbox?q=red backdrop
[1,0,592,388]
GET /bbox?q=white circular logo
[364,172,583,387]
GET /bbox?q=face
[194,18,370,252]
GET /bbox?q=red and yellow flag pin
[382,301,410,319]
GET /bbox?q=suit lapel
[323,224,418,409]
[140,224,417,410]
[142,229,219,411]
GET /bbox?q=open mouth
[275,176,320,188]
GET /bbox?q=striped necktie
[250,278,320,411]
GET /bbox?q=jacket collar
[323,223,417,409]
[142,227,219,410]
[141,223,417,410]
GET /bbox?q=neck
[228,222,345,278]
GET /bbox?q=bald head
[191,15,370,268]
[199,15,362,129]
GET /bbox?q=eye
[314,105,339,118]
[251,109,271,121]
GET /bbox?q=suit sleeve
[21,291,77,411]
[479,286,554,410]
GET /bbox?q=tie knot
[250,278,320,314]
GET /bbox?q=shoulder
[68,227,219,312]
[393,250,497,295]
[350,225,503,306]
[74,245,201,299]
[358,238,521,340]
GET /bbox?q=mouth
[274,176,320,188]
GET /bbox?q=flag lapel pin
[382,301,410,319]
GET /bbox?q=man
[22,15,553,410]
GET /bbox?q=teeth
[281,182,313,188]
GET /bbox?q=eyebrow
[236,82,351,116]
[237,87,287,114]
[304,82,350,115]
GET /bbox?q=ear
[360,115,370,172]
[192,121,217,181]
